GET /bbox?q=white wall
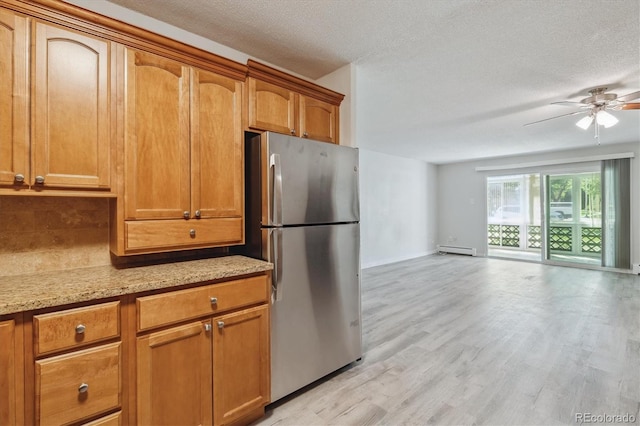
[316,64,356,148]
[359,149,437,268]
[437,141,640,265]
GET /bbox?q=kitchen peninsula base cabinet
[2,265,271,426]
[135,274,270,426]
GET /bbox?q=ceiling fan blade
[617,91,640,102]
[621,102,640,110]
[524,110,588,126]
[550,101,584,106]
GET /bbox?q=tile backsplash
[0,196,111,276]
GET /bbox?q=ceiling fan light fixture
[595,110,618,128]
[575,115,594,130]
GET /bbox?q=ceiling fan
[525,87,640,143]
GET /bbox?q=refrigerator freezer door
[259,132,359,226]
[267,223,362,402]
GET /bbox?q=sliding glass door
[487,158,631,271]
[487,174,541,261]
[544,171,602,265]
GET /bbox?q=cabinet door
[191,68,243,219]
[124,49,190,220]
[0,9,28,186]
[0,318,23,426]
[32,21,111,188]
[137,321,212,426]
[247,77,297,136]
[213,305,270,426]
[299,95,339,144]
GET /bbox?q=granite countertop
[0,255,273,315]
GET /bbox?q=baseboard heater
[437,245,477,256]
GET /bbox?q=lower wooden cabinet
[213,306,270,426]
[137,321,213,425]
[10,272,270,425]
[136,274,271,426]
[35,343,121,425]
[0,317,24,426]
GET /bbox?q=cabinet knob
[303,132,308,138]
[75,324,86,334]
[217,321,224,329]
[189,229,196,237]
[290,128,296,135]
[204,323,212,332]
[195,210,201,219]
[35,175,45,184]
[78,383,89,393]
[183,211,190,219]
[14,174,25,183]
[210,297,218,305]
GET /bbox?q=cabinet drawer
[82,411,121,426]
[35,342,121,425]
[34,301,120,356]
[137,275,268,331]
[125,218,243,251]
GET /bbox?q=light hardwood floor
[255,254,640,425]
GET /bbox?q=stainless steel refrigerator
[245,131,362,402]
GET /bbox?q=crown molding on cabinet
[247,59,345,105]
[0,0,248,81]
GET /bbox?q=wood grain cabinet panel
[35,342,121,426]
[246,60,343,144]
[0,318,24,426]
[213,305,270,426]
[81,411,122,426]
[33,301,120,356]
[299,95,339,144]
[0,8,29,187]
[191,68,244,220]
[247,77,297,136]
[136,275,269,331]
[32,21,111,189]
[137,321,212,426]
[117,48,244,255]
[124,49,190,220]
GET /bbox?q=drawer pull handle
[189,229,196,237]
[210,297,218,305]
[75,324,86,334]
[217,321,224,329]
[78,383,89,393]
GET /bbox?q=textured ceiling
[101,0,639,163]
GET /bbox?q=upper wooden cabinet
[246,60,344,144]
[0,8,28,187]
[32,21,111,189]
[124,49,190,221]
[299,95,339,144]
[0,8,112,193]
[114,47,244,255]
[247,78,297,136]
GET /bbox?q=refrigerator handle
[271,228,284,303]
[270,153,283,226]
